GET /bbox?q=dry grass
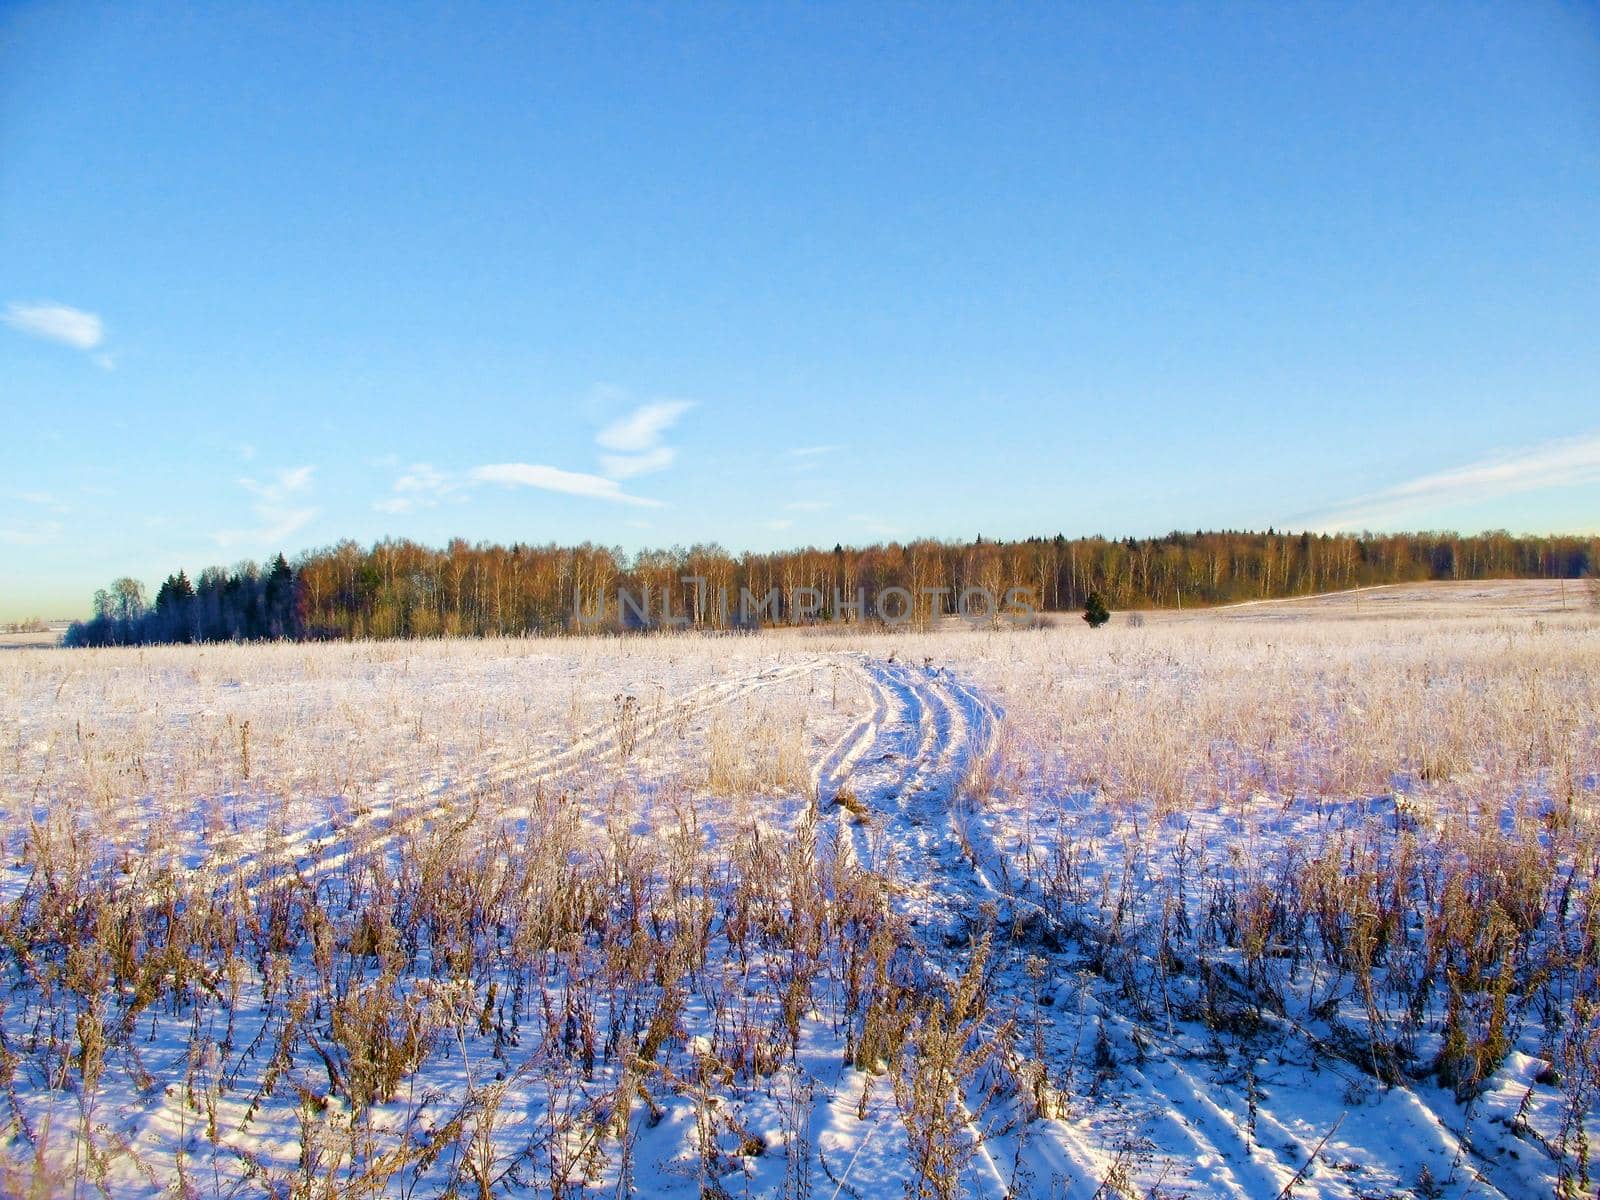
[0,587,1595,1195]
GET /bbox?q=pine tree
[1083,591,1110,628]
[265,553,296,639]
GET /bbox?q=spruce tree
[266,553,296,639]
[1083,591,1110,628]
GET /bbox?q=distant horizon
[23,524,1599,625]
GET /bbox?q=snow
[0,602,1596,1196]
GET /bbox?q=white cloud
[240,466,314,500]
[3,301,104,350]
[394,464,451,495]
[371,450,672,512]
[591,395,692,484]
[0,520,62,546]
[215,466,318,549]
[470,463,663,507]
[1302,433,1600,531]
[9,490,70,516]
[374,464,466,514]
[785,500,830,512]
[214,509,315,549]
[407,390,691,512]
[790,445,841,458]
[766,519,793,531]
[600,447,677,479]
[596,401,693,453]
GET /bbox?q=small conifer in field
[1083,592,1110,628]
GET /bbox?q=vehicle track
[219,655,831,894]
[817,655,1015,944]
[810,653,1112,1195]
[815,656,1524,1200]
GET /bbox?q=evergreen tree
[265,553,296,638]
[151,571,197,642]
[1083,591,1110,628]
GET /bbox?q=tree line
[64,528,1599,645]
[66,555,298,646]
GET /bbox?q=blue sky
[3,3,1598,618]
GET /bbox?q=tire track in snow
[220,656,830,894]
[812,655,891,872]
[878,663,1366,1200]
[809,653,1112,1197]
[883,662,1525,1200]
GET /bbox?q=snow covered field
[1,585,1596,1198]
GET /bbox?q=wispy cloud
[0,520,62,547]
[241,466,314,499]
[8,490,71,517]
[596,401,693,454]
[790,445,841,458]
[582,396,694,486]
[593,398,693,483]
[369,391,693,517]
[3,301,103,350]
[470,463,663,507]
[600,446,677,480]
[1302,433,1600,531]
[374,463,462,514]
[215,466,318,549]
[785,499,830,512]
[215,510,315,549]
